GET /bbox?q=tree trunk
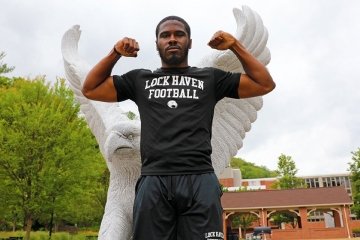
[12,211,17,232]
[48,210,54,239]
[24,215,32,240]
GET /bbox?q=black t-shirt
[113,66,240,175]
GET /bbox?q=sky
[1,0,360,176]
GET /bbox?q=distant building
[222,187,354,240]
[220,169,351,196]
[302,173,352,195]
[219,167,242,191]
[219,170,360,240]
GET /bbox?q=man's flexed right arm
[82,37,140,102]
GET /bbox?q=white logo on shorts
[204,231,224,239]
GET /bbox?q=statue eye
[128,134,133,141]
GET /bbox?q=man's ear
[155,40,159,51]
[189,39,192,49]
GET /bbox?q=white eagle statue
[61,5,270,240]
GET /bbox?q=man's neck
[161,62,189,69]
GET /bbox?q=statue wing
[61,25,133,156]
[197,6,270,176]
[62,26,142,240]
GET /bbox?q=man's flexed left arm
[208,31,275,98]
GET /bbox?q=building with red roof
[219,172,360,240]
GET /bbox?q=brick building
[222,187,354,240]
[219,171,360,239]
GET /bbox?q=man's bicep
[83,76,118,102]
[238,74,268,98]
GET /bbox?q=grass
[0,231,98,240]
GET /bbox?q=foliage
[0,77,106,239]
[276,154,298,176]
[271,211,298,229]
[220,184,228,192]
[230,213,257,238]
[0,51,15,87]
[221,185,248,192]
[230,157,277,179]
[271,154,304,189]
[349,148,360,217]
[0,52,15,75]
[0,231,98,240]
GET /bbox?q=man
[82,16,275,240]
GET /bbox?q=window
[307,211,324,222]
[248,180,261,186]
[305,178,320,188]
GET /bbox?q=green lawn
[0,231,98,240]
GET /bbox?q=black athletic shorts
[132,173,224,240]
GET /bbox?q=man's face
[156,20,192,67]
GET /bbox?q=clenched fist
[208,31,237,51]
[114,37,140,57]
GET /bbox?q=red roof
[221,187,352,210]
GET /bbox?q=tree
[271,211,298,229]
[349,148,360,217]
[230,213,257,238]
[0,52,14,75]
[0,51,15,87]
[231,157,277,179]
[272,154,304,189]
[0,77,105,239]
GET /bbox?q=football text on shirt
[145,75,204,99]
